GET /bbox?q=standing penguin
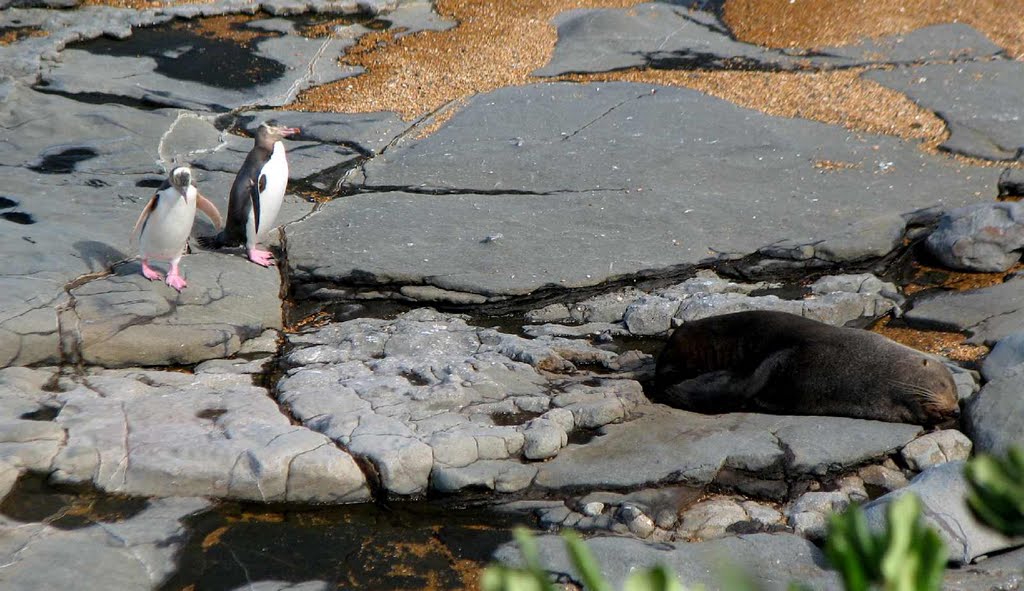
[198,122,299,266]
[131,166,223,292]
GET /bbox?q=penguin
[130,166,223,292]
[198,122,299,266]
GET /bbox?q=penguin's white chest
[141,185,197,260]
[248,142,288,240]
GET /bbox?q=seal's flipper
[658,370,754,413]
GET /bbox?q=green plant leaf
[562,530,613,591]
[623,564,687,591]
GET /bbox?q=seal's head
[883,355,960,426]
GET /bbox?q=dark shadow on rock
[74,240,128,272]
[28,147,98,174]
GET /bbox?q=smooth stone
[998,168,1024,197]
[859,464,910,492]
[981,332,1024,381]
[678,498,748,541]
[900,430,973,471]
[904,279,1024,345]
[926,203,1024,272]
[965,369,1024,453]
[863,462,1021,565]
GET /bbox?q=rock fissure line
[561,92,649,142]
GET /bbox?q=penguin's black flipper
[250,174,266,238]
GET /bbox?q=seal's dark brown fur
[653,310,960,425]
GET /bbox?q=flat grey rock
[535,4,1000,77]
[942,545,1024,590]
[493,532,839,590]
[965,368,1024,453]
[289,82,995,300]
[0,84,309,368]
[534,406,921,495]
[51,368,370,502]
[863,462,1021,565]
[865,61,1024,161]
[40,38,358,112]
[0,497,210,591]
[278,309,647,496]
[926,202,1024,272]
[904,279,1024,344]
[66,252,282,367]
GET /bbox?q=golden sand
[871,317,988,362]
[724,0,1024,59]
[290,0,954,150]
[0,27,48,45]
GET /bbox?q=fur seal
[131,166,222,292]
[198,122,299,266]
[653,310,960,425]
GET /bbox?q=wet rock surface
[0,495,210,591]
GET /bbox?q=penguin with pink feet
[131,166,222,292]
[198,122,299,266]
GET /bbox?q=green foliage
[824,494,946,591]
[481,527,687,591]
[965,446,1024,537]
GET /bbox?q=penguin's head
[256,122,300,147]
[169,166,193,198]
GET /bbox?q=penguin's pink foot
[247,248,275,267]
[165,272,188,292]
[141,261,164,281]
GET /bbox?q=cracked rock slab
[67,252,282,367]
[290,82,995,300]
[48,369,369,502]
[865,61,1024,161]
[535,3,1001,77]
[277,309,647,496]
[534,405,921,495]
[0,496,210,591]
[0,84,293,368]
[903,278,1024,345]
